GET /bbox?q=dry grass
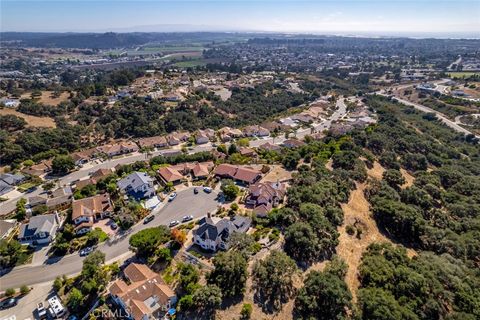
[21,90,70,106]
[366,161,385,180]
[262,165,293,183]
[0,108,56,128]
[337,182,392,302]
[400,169,415,188]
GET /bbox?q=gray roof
[19,213,59,239]
[117,172,154,191]
[0,173,25,186]
[0,181,14,196]
[194,216,251,243]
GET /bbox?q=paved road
[0,146,205,216]
[387,94,480,139]
[0,188,220,290]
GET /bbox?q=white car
[79,247,94,257]
[168,192,177,201]
[182,215,194,222]
[169,220,180,228]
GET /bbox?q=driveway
[0,188,221,291]
[0,281,53,320]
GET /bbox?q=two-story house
[109,263,177,320]
[193,215,251,252]
[246,181,286,217]
[72,194,114,235]
[117,172,156,200]
[18,213,61,245]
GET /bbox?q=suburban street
[0,188,220,291]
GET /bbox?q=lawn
[17,181,41,192]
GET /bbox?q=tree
[15,198,27,221]
[52,155,75,175]
[241,303,253,319]
[208,250,248,298]
[129,226,171,257]
[284,222,320,264]
[5,288,15,297]
[178,263,200,294]
[67,288,84,312]
[358,288,416,320]
[382,169,405,189]
[252,250,298,312]
[193,284,222,311]
[221,179,240,201]
[294,269,352,319]
[282,150,301,170]
[171,228,187,245]
[42,181,56,192]
[228,143,238,155]
[20,285,30,295]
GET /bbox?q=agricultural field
[446,71,480,79]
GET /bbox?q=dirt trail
[337,182,391,302]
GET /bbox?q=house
[0,219,17,240]
[27,195,48,208]
[72,194,114,235]
[243,125,270,137]
[97,142,139,157]
[18,213,61,245]
[22,159,53,177]
[166,134,180,146]
[282,139,306,149]
[193,215,251,252]
[46,186,73,210]
[0,173,26,186]
[258,142,281,152]
[0,181,14,196]
[70,148,97,167]
[109,263,177,320]
[239,147,257,158]
[191,162,213,180]
[74,178,95,190]
[137,136,168,149]
[91,168,113,182]
[218,127,243,142]
[246,182,287,217]
[157,167,184,185]
[195,132,209,145]
[196,129,216,144]
[214,164,262,185]
[117,172,156,200]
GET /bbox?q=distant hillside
[0,32,253,49]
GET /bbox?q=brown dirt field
[367,161,385,180]
[400,169,415,188]
[337,182,392,302]
[0,108,56,128]
[262,165,293,183]
[21,91,70,106]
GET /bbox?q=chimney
[207,212,211,218]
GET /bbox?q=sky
[1,0,479,37]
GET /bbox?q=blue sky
[1,1,479,36]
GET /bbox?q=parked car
[0,298,17,310]
[169,220,180,228]
[193,188,198,194]
[182,215,194,222]
[168,192,177,201]
[110,222,118,230]
[79,246,94,257]
[37,302,48,320]
[144,215,155,224]
[203,187,213,193]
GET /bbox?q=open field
[173,59,207,68]
[0,108,56,128]
[21,90,70,106]
[446,72,480,79]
